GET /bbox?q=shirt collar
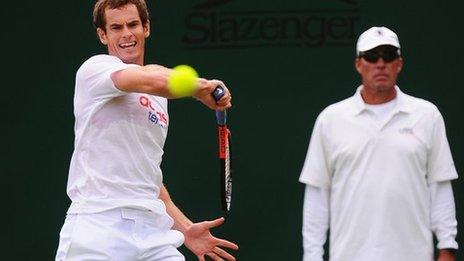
[352,85,413,116]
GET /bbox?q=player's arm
[110,65,232,110]
[159,185,239,261]
[110,65,172,97]
[159,184,193,232]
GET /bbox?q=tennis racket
[212,86,232,211]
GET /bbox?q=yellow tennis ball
[168,65,199,97]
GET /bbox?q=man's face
[97,4,149,65]
[355,45,403,93]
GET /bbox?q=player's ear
[97,27,108,45]
[144,20,150,38]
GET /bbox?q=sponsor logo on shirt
[139,96,168,127]
[399,128,414,135]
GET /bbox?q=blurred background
[2,0,463,260]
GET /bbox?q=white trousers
[55,208,185,261]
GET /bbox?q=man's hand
[184,217,238,261]
[193,79,232,110]
[437,249,456,261]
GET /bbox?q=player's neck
[136,55,144,66]
[361,85,397,105]
[113,54,145,66]
[131,56,144,66]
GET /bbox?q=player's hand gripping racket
[212,86,232,211]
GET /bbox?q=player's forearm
[159,184,193,233]
[110,66,174,97]
[430,181,458,250]
[302,185,330,261]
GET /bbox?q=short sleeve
[427,110,458,183]
[299,114,332,188]
[76,55,139,100]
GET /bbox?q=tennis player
[300,26,458,261]
[55,0,238,260]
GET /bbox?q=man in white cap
[299,26,458,261]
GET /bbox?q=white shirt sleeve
[430,181,458,250]
[77,55,139,101]
[427,110,458,183]
[302,185,330,261]
[299,114,332,188]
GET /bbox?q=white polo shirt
[66,55,170,217]
[299,86,458,261]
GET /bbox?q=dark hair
[93,0,149,30]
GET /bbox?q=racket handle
[212,86,227,125]
[212,85,225,101]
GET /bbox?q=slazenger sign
[182,0,360,49]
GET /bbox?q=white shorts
[55,208,185,261]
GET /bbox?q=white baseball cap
[356,26,401,55]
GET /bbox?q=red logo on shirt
[139,96,168,125]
